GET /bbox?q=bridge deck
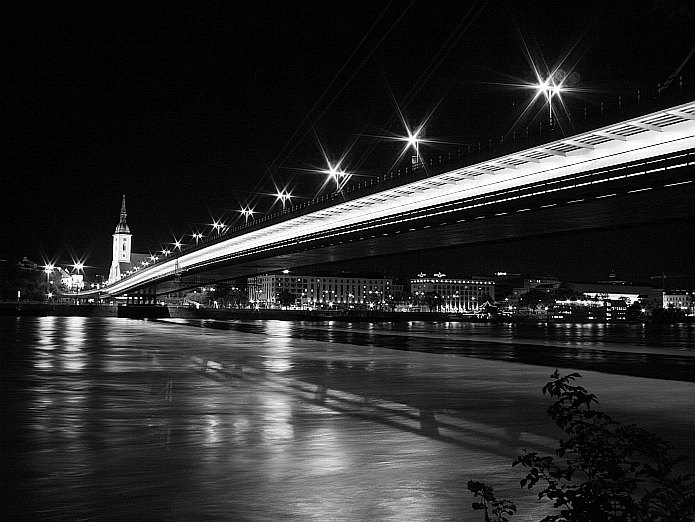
[102,100,695,296]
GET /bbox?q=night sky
[4,1,695,283]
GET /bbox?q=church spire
[115,194,130,234]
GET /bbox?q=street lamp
[72,261,85,304]
[240,207,254,224]
[324,163,348,192]
[275,189,292,209]
[406,128,422,166]
[44,263,54,284]
[535,76,564,128]
[192,232,203,245]
[210,220,224,235]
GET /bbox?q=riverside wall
[2,302,464,322]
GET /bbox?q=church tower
[108,195,132,283]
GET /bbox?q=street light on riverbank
[44,263,54,284]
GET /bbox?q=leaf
[467,372,695,521]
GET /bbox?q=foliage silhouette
[468,371,695,521]
[468,480,517,522]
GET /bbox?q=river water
[2,317,694,521]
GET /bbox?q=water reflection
[2,316,693,522]
[177,318,695,382]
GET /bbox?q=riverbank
[166,306,474,322]
[2,302,691,324]
[1,302,464,322]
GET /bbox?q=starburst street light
[191,232,203,245]
[69,261,85,295]
[210,219,224,235]
[44,263,54,284]
[535,74,564,127]
[240,207,254,224]
[274,188,292,209]
[327,163,342,190]
[374,123,429,173]
[403,126,424,167]
[322,162,351,193]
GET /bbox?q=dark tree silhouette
[469,372,695,521]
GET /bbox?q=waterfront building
[409,274,494,312]
[548,299,627,322]
[566,282,662,305]
[663,291,693,312]
[485,272,560,304]
[247,273,393,309]
[61,271,84,290]
[56,267,72,287]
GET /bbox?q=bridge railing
[222,79,695,237]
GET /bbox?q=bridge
[86,98,695,300]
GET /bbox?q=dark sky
[4,1,695,283]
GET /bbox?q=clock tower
[108,195,132,283]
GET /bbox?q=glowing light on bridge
[504,22,587,134]
[240,207,255,224]
[313,132,356,195]
[533,74,565,127]
[384,86,442,171]
[399,126,425,166]
[210,219,225,235]
[192,232,204,244]
[323,162,350,193]
[274,188,293,209]
[375,118,435,174]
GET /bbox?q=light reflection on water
[2,316,694,521]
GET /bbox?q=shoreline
[2,301,692,325]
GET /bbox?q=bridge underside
[155,159,694,295]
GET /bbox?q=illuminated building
[247,273,393,309]
[487,272,560,303]
[107,196,150,284]
[663,291,692,311]
[548,299,627,322]
[567,282,662,305]
[409,274,494,312]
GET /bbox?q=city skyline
[4,2,694,282]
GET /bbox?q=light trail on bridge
[98,101,695,298]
